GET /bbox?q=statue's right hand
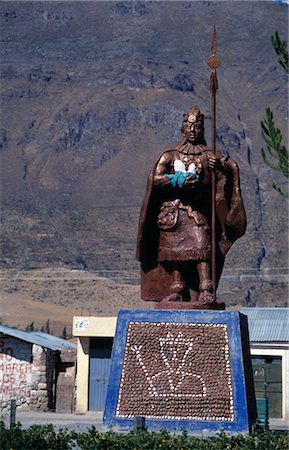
[183,177,199,188]
[153,175,172,187]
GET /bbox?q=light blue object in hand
[165,171,190,188]
[165,159,199,188]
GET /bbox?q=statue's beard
[186,133,204,145]
[179,131,206,147]
[188,133,198,144]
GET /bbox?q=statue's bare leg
[162,264,185,302]
[197,261,214,305]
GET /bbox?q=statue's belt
[157,200,207,230]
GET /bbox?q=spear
[207,26,220,300]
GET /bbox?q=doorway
[88,337,113,411]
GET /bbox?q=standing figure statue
[136,106,246,309]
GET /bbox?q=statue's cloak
[136,145,246,301]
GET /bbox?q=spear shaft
[208,26,220,300]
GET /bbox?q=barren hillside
[0,1,288,332]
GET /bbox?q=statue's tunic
[155,146,212,262]
[158,207,211,261]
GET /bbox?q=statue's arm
[207,152,230,174]
[153,154,172,187]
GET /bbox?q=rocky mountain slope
[0,1,288,313]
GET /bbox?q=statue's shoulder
[199,144,227,158]
[198,144,212,153]
[156,147,179,162]
[203,145,211,151]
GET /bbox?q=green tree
[45,319,50,334]
[271,31,288,74]
[26,321,34,331]
[260,32,288,199]
[61,326,67,340]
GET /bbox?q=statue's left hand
[207,153,223,172]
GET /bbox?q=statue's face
[183,114,204,144]
[188,121,203,144]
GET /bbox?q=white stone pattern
[130,331,207,399]
[116,322,234,422]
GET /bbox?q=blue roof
[241,308,289,343]
[0,325,76,351]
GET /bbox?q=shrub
[0,421,72,449]
[0,421,288,450]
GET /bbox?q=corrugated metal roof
[241,308,289,342]
[0,325,76,351]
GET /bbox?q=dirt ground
[0,268,154,337]
[1,267,287,337]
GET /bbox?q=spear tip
[208,25,220,70]
[211,25,217,53]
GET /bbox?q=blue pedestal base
[103,310,256,435]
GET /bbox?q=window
[252,356,282,418]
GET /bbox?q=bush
[0,421,288,450]
[0,421,72,449]
[71,428,289,450]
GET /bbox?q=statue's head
[181,106,206,145]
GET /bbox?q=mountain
[0,1,288,313]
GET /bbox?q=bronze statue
[136,106,246,309]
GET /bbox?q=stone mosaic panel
[116,322,234,421]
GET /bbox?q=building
[73,308,289,429]
[0,324,76,412]
[240,307,289,430]
[73,316,116,413]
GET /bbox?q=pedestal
[103,310,256,435]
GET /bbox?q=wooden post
[133,416,145,431]
[10,399,16,428]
